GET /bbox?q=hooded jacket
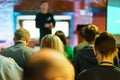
[74,46,98,78]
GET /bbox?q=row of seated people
[0,24,120,80]
[0,28,74,80]
[73,24,120,79]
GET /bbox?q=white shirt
[0,55,23,80]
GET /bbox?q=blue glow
[107,6,120,34]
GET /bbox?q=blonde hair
[41,34,64,54]
[14,28,30,41]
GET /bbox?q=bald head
[23,48,74,80]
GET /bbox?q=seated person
[40,34,64,54]
[0,55,22,80]
[77,32,120,80]
[3,28,36,68]
[74,24,100,77]
[23,48,75,80]
[55,31,74,62]
[74,25,89,55]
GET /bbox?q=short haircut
[55,31,66,45]
[14,28,30,40]
[95,32,116,57]
[78,26,86,38]
[41,34,64,54]
[76,25,88,38]
[40,0,48,5]
[84,24,100,43]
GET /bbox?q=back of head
[55,31,66,45]
[95,32,116,57]
[14,28,30,41]
[23,48,75,80]
[41,34,64,54]
[84,24,100,43]
[77,25,88,39]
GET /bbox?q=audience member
[41,34,64,54]
[23,48,75,80]
[77,32,120,80]
[55,31,74,62]
[0,55,22,80]
[3,28,36,68]
[74,24,100,77]
[74,25,88,54]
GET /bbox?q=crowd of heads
[0,1,119,79]
[1,23,119,80]
[22,23,119,79]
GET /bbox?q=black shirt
[77,65,120,80]
[35,13,55,40]
[74,45,119,78]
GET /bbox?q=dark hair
[84,24,100,43]
[55,31,66,45]
[95,32,116,57]
[78,27,86,38]
[14,28,30,40]
[40,0,48,5]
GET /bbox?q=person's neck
[88,41,94,45]
[41,11,48,14]
[78,38,85,43]
[98,56,114,66]
[88,42,94,47]
[15,40,26,45]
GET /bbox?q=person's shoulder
[3,46,14,54]
[36,13,42,17]
[77,69,90,80]
[0,55,7,61]
[0,55,16,65]
[113,66,120,72]
[65,45,72,49]
[24,46,36,53]
[76,41,89,50]
[78,66,99,76]
[4,45,14,50]
[64,46,73,53]
[77,66,120,80]
[47,12,54,16]
[36,13,41,15]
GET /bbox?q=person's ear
[93,48,97,57]
[26,38,29,44]
[113,48,119,56]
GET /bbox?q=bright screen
[52,21,69,37]
[22,20,69,39]
[107,0,120,34]
[22,20,39,39]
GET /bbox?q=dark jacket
[35,13,55,40]
[74,46,97,77]
[77,65,120,80]
[74,45,119,79]
[3,42,36,68]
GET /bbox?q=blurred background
[1,0,120,51]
